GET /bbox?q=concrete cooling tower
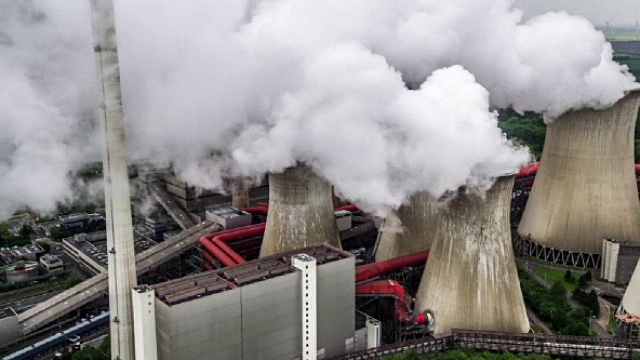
[374,192,439,261]
[518,90,640,268]
[260,164,341,257]
[415,175,529,334]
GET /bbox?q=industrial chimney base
[514,235,601,269]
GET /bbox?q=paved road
[526,306,553,334]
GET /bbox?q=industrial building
[601,239,640,285]
[150,245,356,360]
[415,175,529,334]
[40,254,64,273]
[518,90,640,268]
[375,192,438,261]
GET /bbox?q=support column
[132,285,158,360]
[292,254,317,360]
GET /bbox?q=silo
[518,90,640,268]
[415,175,529,334]
[374,192,439,261]
[260,164,341,257]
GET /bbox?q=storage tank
[374,192,438,261]
[1,261,40,283]
[260,164,341,257]
[518,90,640,268]
[415,175,529,334]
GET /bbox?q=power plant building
[601,239,640,285]
[518,90,640,268]
[151,245,355,360]
[375,192,438,261]
[415,175,529,334]
[261,165,341,257]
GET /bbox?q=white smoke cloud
[1,0,637,218]
[0,1,99,219]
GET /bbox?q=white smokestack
[260,164,341,257]
[374,192,438,261]
[415,175,529,334]
[90,0,137,358]
[518,90,640,268]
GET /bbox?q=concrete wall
[0,309,20,344]
[375,191,438,261]
[156,256,354,360]
[519,91,640,254]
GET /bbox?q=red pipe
[200,223,267,267]
[356,250,429,283]
[516,161,640,179]
[356,280,427,324]
[242,207,269,215]
[335,204,360,212]
[199,238,236,267]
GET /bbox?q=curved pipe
[516,161,640,180]
[200,224,267,267]
[356,279,427,324]
[356,250,429,283]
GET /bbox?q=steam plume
[1,0,637,218]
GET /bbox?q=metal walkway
[331,330,640,359]
[18,221,219,334]
[149,183,197,229]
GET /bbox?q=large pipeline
[356,280,430,325]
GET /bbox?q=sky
[515,0,640,27]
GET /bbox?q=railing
[331,330,639,359]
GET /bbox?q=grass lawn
[534,267,578,292]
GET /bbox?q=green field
[534,267,578,292]
[607,35,640,41]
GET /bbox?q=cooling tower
[90,1,138,358]
[621,260,640,320]
[415,175,529,334]
[374,192,438,261]
[260,164,341,257]
[518,90,640,268]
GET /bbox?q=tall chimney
[415,175,529,334]
[90,1,137,358]
[231,178,250,209]
[518,90,640,267]
[374,192,438,261]
[260,164,341,257]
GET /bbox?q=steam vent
[375,192,438,261]
[518,90,640,268]
[260,164,341,257]
[415,175,529,334]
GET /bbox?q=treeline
[498,109,640,163]
[518,270,591,336]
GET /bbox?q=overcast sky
[515,0,640,27]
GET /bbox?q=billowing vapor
[1,0,637,217]
[0,1,98,219]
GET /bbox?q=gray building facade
[153,245,354,360]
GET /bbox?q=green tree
[50,226,64,241]
[564,270,574,283]
[19,223,34,239]
[65,276,82,289]
[35,240,50,252]
[549,281,566,298]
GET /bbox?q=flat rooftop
[153,245,350,306]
